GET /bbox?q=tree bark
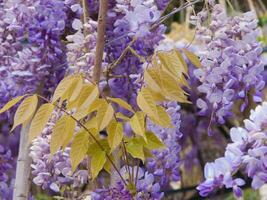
[13,124,32,200]
[93,0,108,84]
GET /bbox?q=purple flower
[0,144,15,200]
[194,3,264,127]
[30,110,89,198]
[198,102,267,197]
[147,102,182,187]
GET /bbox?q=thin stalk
[134,160,140,186]
[122,140,132,182]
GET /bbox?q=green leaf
[0,95,25,114]
[96,102,114,130]
[125,138,144,162]
[144,131,165,150]
[91,150,106,179]
[70,131,89,171]
[107,119,123,151]
[129,111,146,139]
[107,97,134,113]
[11,95,38,131]
[29,103,54,142]
[50,115,76,155]
[182,49,202,68]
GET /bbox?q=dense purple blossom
[91,181,133,200]
[197,102,267,198]
[0,144,15,200]
[92,167,163,200]
[147,102,182,187]
[193,4,265,130]
[30,110,89,198]
[104,0,166,108]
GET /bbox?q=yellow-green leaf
[70,131,89,171]
[52,75,76,103]
[96,102,114,130]
[29,103,54,142]
[11,95,38,131]
[129,111,146,139]
[91,150,106,179]
[50,115,76,155]
[159,68,189,103]
[125,138,144,162]
[137,88,158,119]
[144,68,162,93]
[147,88,166,102]
[107,119,123,151]
[74,98,103,120]
[144,131,165,150]
[115,112,130,121]
[69,78,84,102]
[0,95,25,114]
[149,106,173,128]
[79,84,99,109]
[182,49,202,68]
[107,97,134,113]
[175,50,188,75]
[158,50,188,77]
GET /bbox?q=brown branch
[93,0,109,84]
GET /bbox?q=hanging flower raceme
[30,110,89,197]
[102,0,166,107]
[197,102,267,198]
[92,167,163,200]
[147,102,182,187]
[193,4,265,130]
[0,144,14,200]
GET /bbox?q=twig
[93,0,109,84]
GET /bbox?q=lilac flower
[197,102,267,198]
[147,102,182,188]
[194,4,265,127]
[104,0,165,108]
[30,111,88,198]
[66,17,98,75]
[91,181,133,200]
[0,144,15,200]
[155,0,170,10]
[92,167,163,200]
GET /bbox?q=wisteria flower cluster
[193,4,265,129]
[1,0,267,200]
[197,102,267,198]
[0,145,14,200]
[147,102,182,187]
[30,110,89,198]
